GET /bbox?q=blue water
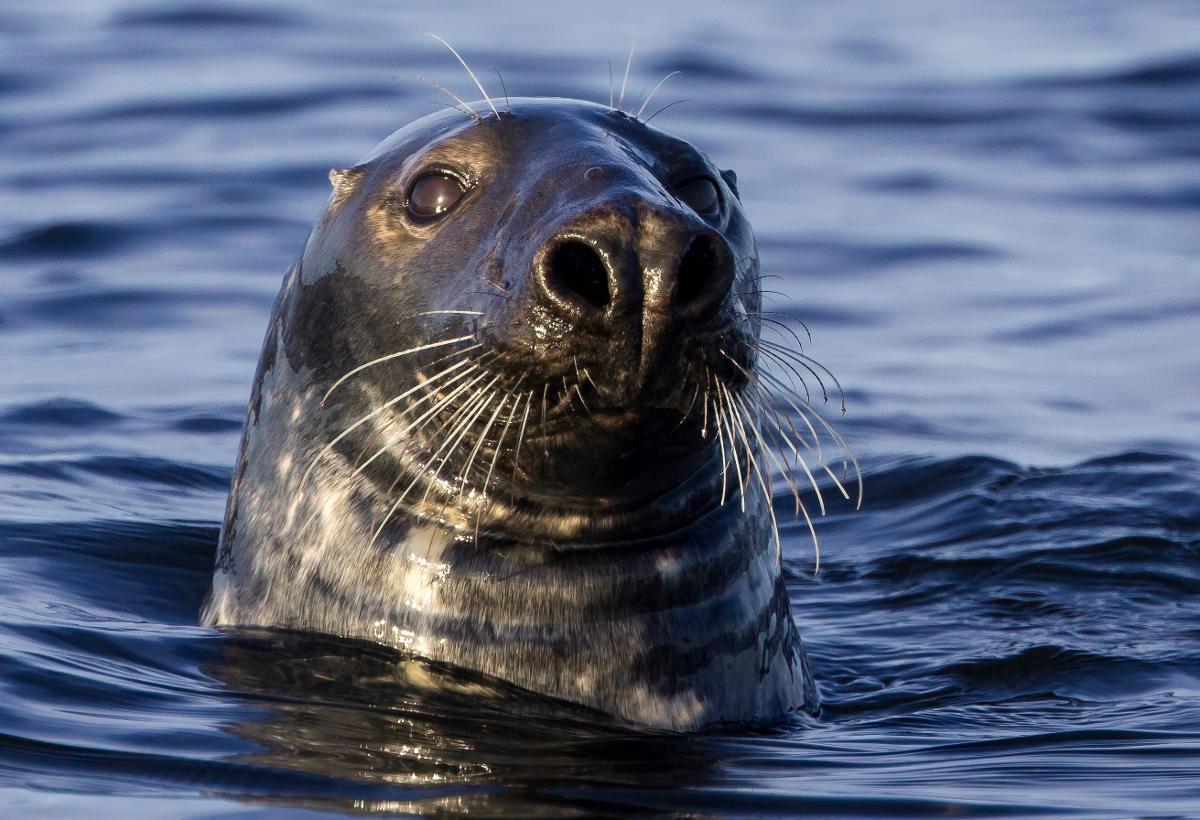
[2,0,1199,815]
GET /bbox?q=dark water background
[2,0,1199,815]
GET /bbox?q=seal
[201,94,857,731]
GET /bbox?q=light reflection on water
[0,0,1198,815]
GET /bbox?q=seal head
[203,98,820,730]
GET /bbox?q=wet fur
[203,98,849,730]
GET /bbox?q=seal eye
[676,177,721,217]
[407,173,466,220]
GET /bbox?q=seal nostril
[676,235,721,309]
[547,240,611,310]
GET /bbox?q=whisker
[757,344,816,403]
[760,337,845,412]
[475,384,524,540]
[670,378,702,435]
[720,344,859,522]
[403,74,478,122]
[299,356,479,494]
[322,335,476,405]
[808,409,863,510]
[420,388,499,516]
[348,378,487,540]
[712,375,729,505]
[716,384,746,512]
[759,368,862,510]
[720,348,820,453]
[483,380,524,498]
[751,382,823,473]
[635,70,682,119]
[643,98,690,125]
[758,289,790,300]
[723,384,786,563]
[511,389,534,483]
[456,391,508,501]
[352,367,494,480]
[494,69,511,111]
[732,387,824,517]
[755,315,809,351]
[371,383,495,545]
[822,464,853,502]
[569,360,592,421]
[730,386,822,571]
[740,370,819,456]
[400,375,499,509]
[755,369,824,452]
[721,382,766,503]
[425,33,500,119]
[574,383,594,421]
[617,39,636,111]
[540,383,550,458]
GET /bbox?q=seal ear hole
[546,240,611,310]
[329,165,366,199]
[720,169,740,200]
[676,235,721,309]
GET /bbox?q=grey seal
[201,95,857,731]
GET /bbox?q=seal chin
[456,451,728,546]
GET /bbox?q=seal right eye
[407,173,466,220]
[675,176,721,218]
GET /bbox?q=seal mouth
[537,377,696,432]
[320,339,718,535]
[585,406,647,431]
[315,315,860,547]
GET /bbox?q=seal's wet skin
[202,97,855,730]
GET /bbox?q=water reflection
[210,630,722,814]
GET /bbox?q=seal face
[202,98,824,730]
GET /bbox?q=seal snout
[532,204,736,330]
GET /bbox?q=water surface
[1,0,1198,815]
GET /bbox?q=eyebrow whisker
[617,39,637,111]
[425,33,501,119]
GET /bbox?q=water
[2,0,1198,814]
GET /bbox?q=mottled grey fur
[202,99,818,730]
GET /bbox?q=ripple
[857,170,949,193]
[80,84,400,122]
[0,400,123,429]
[0,222,134,260]
[1028,52,1200,89]
[761,236,1003,276]
[993,301,1200,343]
[932,645,1172,702]
[170,414,244,434]
[1070,183,1200,211]
[15,287,269,329]
[1095,106,1200,132]
[0,456,230,492]
[647,52,765,82]
[111,4,302,29]
[731,101,1035,128]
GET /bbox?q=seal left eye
[676,177,721,217]
[407,173,466,220]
